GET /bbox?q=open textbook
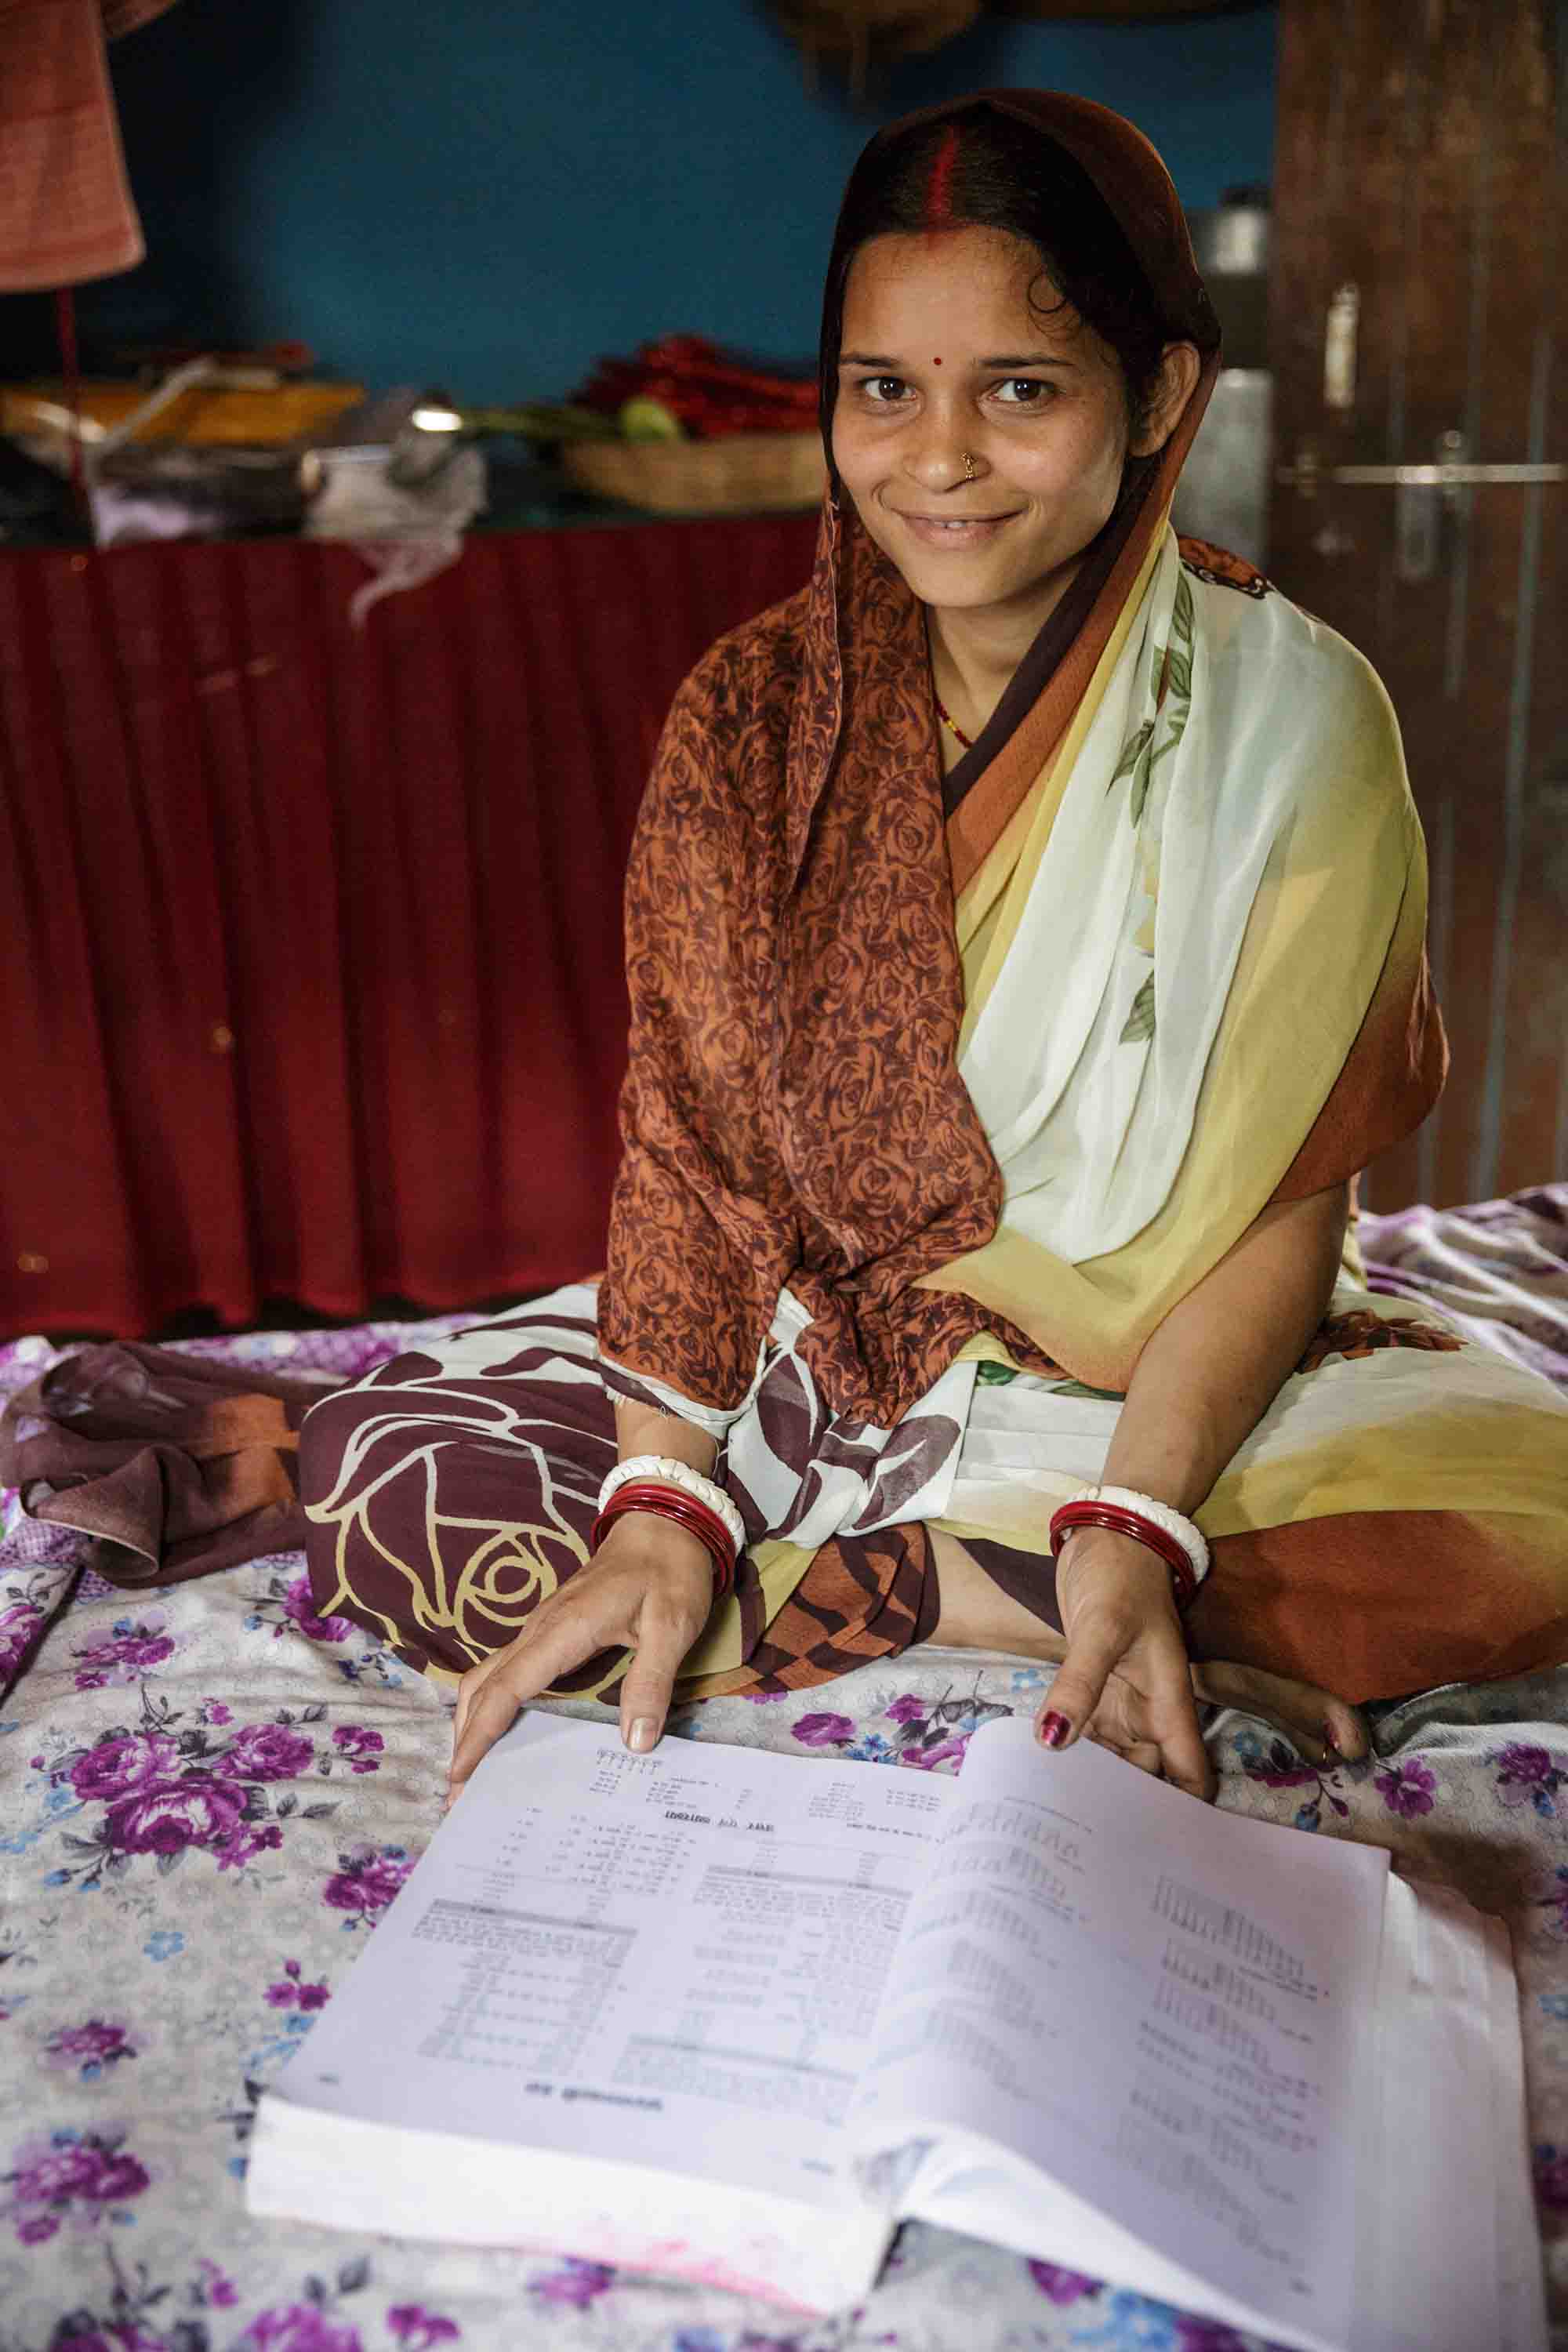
[246,1712,1545,2352]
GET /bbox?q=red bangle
[1048,1499,1198,1611]
[593,1484,736,1590]
[600,1479,738,1574]
[592,1490,735,1595]
[592,1483,736,1596]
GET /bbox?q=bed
[2,1188,1566,2352]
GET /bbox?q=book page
[850,1719,1388,2352]
[1347,1874,1544,2352]
[270,1711,959,2209]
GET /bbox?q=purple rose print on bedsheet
[789,1686,1013,1773]
[0,1587,49,1683]
[1490,1742,1566,1819]
[197,2255,241,2308]
[1232,1726,1354,1834]
[235,2258,376,2352]
[1374,1758,1439,1818]
[244,1566,408,1685]
[66,1730,182,1804]
[23,2246,245,2351]
[40,1693,347,1889]
[322,1845,414,1927]
[240,2307,363,2352]
[528,2256,616,2307]
[42,2019,138,2081]
[70,1611,179,1690]
[1173,2321,1274,2352]
[790,1711,856,1748]
[212,1723,317,1783]
[105,1773,257,1860]
[331,1724,385,1773]
[386,2308,461,2349]
[266,1958,330,2013]
[1,2125,150,2244]
[245,1568,354,1646]
[1027,2258,1102,2304]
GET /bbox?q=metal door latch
[1277,432,1564,579]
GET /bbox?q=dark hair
[819,104,1212,482]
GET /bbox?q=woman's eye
[859,376,908,403]
[993,379,1051,405]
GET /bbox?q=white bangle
[1070,1484,1210,1586]
[597,1454,746,1556]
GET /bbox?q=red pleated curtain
[0,513,818,1335]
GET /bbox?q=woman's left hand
[1039,1526,1215,1802]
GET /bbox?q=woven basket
[559,429,826,515]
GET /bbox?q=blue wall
[5,0,1277,403]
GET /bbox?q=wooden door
[1269,0,1566,1210]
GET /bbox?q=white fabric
[600,1287,977,1545]
[722,1289,978,1548]
[597,1344,771,1443]
[960,528,1347,1262]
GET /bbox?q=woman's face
[832,225,1178,637]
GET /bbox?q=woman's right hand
[446,1512,716,1807]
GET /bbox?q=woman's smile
[892,510,1022,547]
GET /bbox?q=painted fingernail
[1038,1711,1071,1750]
[628,1717,658,1753]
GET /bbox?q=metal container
[1188,186,1271,373]
[1189,185,1270,278]
[1171,368,1274,568]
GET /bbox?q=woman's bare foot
[925,1529,1370,1773]
[1191,1658,1371,1770]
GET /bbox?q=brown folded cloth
[0,1342,345,1588]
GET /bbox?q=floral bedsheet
[2,1189,1566,2352]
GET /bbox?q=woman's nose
[906,423,981,492]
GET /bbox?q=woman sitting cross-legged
[294,91,1568,1805]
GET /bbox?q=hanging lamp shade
[766,0,1254,96]
[990,1,1258,16]
[766,0,983,99]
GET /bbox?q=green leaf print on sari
[1110,564,1198,1047]
[1120,971,1156,1045]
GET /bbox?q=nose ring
[963,452,976,481]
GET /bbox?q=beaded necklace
[926,615,976,753]
[932,692,975,752]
